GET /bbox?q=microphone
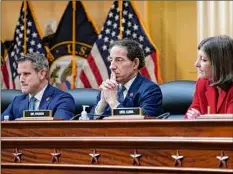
[156,112,170,119]
[69,113,110,120]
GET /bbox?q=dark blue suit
[1,84,75,120]
[91,74,163,118]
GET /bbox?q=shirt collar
[120,74,137,91]
[29,84,48,102]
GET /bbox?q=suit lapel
[124,74,143,105]
[19,95,30,113]
[205,86,217,113]
[39,85,54,109]
[217,89,227,112]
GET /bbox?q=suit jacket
[91,73,163,119]
[185,78,233,118]
[1,84,75,120]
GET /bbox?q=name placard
[19,110,53,120]
[198,114,233,119]
[112,107,142,116]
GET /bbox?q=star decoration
[130,149,142,166]
[171,150,184,167]
[89,149,101,164]
[51,149,61,163]
[13,148,23,163]
[216,151,229,168]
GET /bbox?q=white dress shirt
[29,84,48,110]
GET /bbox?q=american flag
[1,40,7,89]
[1,1,47,89]
[79,1,162,88]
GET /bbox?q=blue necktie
[118,86,126,104]
[29,96,37,110]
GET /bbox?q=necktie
[118,86,126,104]
[29,96,37,110]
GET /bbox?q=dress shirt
[29,84,48,110]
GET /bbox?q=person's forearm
[95,100,108,114]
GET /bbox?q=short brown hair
[109,39,145,69]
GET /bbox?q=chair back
[66,88,100,115]
[1,89,22,113]
[160,80,195,119]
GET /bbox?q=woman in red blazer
[185,35,233,119]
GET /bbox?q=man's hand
[99,71,119,108]
[186,108,201,119]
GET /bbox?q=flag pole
[71,0,76,89]
[23,0,27,55]
[119,0,123,40]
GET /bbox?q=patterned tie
[28,96,37,110]
[118,86,126,104]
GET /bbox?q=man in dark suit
[1,53,75,120]
[91,39,163,119]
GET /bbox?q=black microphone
[156,112,170,119]
[69,113,110,120]
[69,114,81,120]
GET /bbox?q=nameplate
[112,107,142,116]
[17,110,53,120]
[198,114,233,119]
[103,115,145,120]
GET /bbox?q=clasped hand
[99,72,119,108]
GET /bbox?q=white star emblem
[104,36,109,42]
[29,48,34,53]
[89,150,100,164]
[216,151,229,168]
[130,150,141,166]
[98,34,102,39]
[133,24,138,30]
[115,15,119,21]
[107,20,112,26]
[11,51,15,57]
[129,13,133,19]
[30,40,35,46]
[27,21,32,26]
[102,45,107,51]
[132,33,137,38]
[123,10,128,16]
[113,23,117,29]
[171,150,184,167]
[145,47,151,53]
[105,28,110,34]
[111,31,116,37]
[16,29,20,34]
[126,29,131,35]
[17,41,21,46]
[32,32,38,38]
[139,35,144,42]
[37,43,42,49]
[109,12,113,17]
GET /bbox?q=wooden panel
[2,164,233,174]
[2,119,233,137]
[1,119,233,173]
